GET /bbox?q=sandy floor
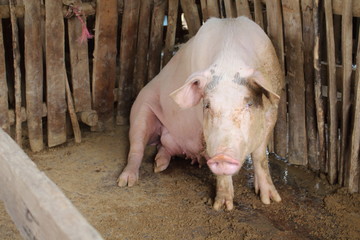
[1,126,360,240]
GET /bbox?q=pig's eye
[203,101,211,110]
[246,101,253,108]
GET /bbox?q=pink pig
[118,17,284,210]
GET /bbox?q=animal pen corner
[0,0,359,195]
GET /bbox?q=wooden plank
[302,0,318,171]
[254,0,264,29]
[92,0,118,130]
[24,0,43,152]
[147,0,167,81]
[163,0,179,66]
[313,0,326,172]
[45,0,67,147]
[116,0,141,125]
[333,0,360,17]
[235,0,252,18]
[200,0,208,21]
[348,30,360,193]
[67,2,92,113]
[0,129,103,239]
[282,0,308,165]
[266,0,287,158]
[224,0,236,18]
[65,76,81,143]
[133,0,152,96]
[206,0,220,18]
[339,0,353,186]
[0,20,9,134]
[324,0,338,184]
[9,0,22,147]
[180,0,201,37]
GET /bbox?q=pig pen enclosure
[0,0,360,239]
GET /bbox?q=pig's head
[170,67,280,176]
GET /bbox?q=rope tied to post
[64,2,93,43]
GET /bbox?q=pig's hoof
[213,195,234,211]
[255,182,282,204]
[154,154,170,173]
[117,171,138,187]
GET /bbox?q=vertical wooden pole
[302,0,318,171]
[180,0,201,37]
[147,0,167,81]
[324,0,338,184]
[313,0,326,172]
[9,0,22,147]
[348,29,360,193]
[339,0,353,186]
[133,0,152,95]
[200,0,208,21]
[223,0,236,18]
[266,0,287,158]
[68,2,92,113]
[206,0,220,18]
[92,0,118,130]
[282,0,308,165]
[24,0,44,152]
[45,0,67,147]
[254,0,264,29]
[235,0,252,19]
[0,21,9,134]
[163,0,179,66]
[116,0,141,125]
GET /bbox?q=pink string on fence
[65,4,93,43]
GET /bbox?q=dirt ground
[1,125,360,240]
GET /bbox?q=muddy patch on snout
[1,126,359,240]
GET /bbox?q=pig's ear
[243,69,280,103]
[170,72,209,109]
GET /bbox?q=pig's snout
[207,154,240,175]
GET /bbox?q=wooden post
[282,0,308,165]
[67,1,93,115]
[65,76,81,143]
[348,29,360,193]
[0,20,9,134]
[92,0,118,130]
[45,0,67,147]
[9,0,22,147]
[206,0,220,18]
[133,0,152,96]
[313,0,326,172]
[266,0,287,158]
[180,0,201,37]
[235,0,252,18]
[147,0,167,81]
[24,0,44,152]
[116,0,141,125]
[302,0,318,171]
[254,0,264,29]
[163,0,179,66]
[324,0,338,184]
[223,0,236,18]
[0,129,103,240]
[200,0,208,21]
[339,0,353,186]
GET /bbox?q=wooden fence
[0,0,359,193]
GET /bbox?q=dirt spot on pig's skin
[1,125,359,240]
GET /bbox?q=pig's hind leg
[117,106,161,187]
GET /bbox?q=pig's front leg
[213,175,234,211]
[252,143,281,204]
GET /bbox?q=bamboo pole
[235,0,252,18]
[65,76,81,143]
[163,0,179,66]
[324,0,338,184]
[348,28,360,193]
[180,0,201,37]
[266,0,287,158]
[9,0,22,147]
[133,0,152,96]
[116,0,141,125]
[282,0,308,165]
[0,20,9,134]
[302,0,318,171]
[254,0,264,29]
[313,0,326,172]
[339,0,353,186]
[147,0,167,81]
